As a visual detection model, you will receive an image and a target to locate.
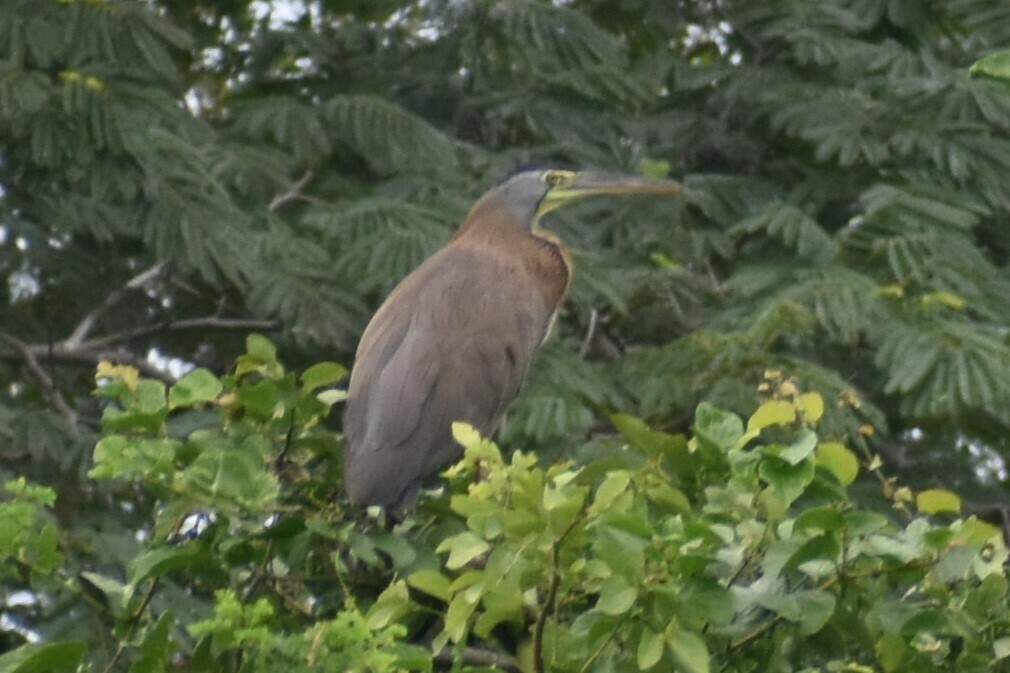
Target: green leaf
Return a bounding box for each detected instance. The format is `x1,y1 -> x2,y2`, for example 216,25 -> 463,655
130,380 -> 164,414
407,570 -> 451,602
176,433 -> 279,511
637,627 -> 664,670
442,593 -> 478,645
970,50 -> 1010,84
778,429 -> 818,465
438,532 -> 490,570
451,422 -> 483,454
794,507 -> 844,532
78,572 -> 128,615
916,488 -> 962,514
784,533 -> 841,574
666,629 -> 710,673
300,362 -> 348,392
693,404 -> 744,453
236,334 -> 284,378
994,637 -> 1010,661
597,576 -> 638,616
876,632 -> 909,671
89,436 -> 178,481
169,368 -> 223,409
797,392 -> 824,423
759,456 -> 815,507
816,442 -> 859,485
639,158 -> 673,179
747,400 -> 796,433
129,546 -> 203,586
589,470 -> 631,517
128,612 -> 173,673
316,389 -> 348,405
612,413 -> 694,481
0,642 -> 87,673
759,590 -> 836,635
246,333 -> 277,362
366,580 -> 411,629
936,544 -> 978,583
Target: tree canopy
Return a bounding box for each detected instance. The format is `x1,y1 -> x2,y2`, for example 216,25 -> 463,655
2,1 -> 1010,672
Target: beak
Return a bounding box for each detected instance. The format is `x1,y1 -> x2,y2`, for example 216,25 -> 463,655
540,171 -> 681,214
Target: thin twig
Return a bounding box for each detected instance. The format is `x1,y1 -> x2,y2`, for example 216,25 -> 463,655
578,308 -> 599,359
80,316 -> 278,351
269,169 -> 314,212
65,262 -> 165,348
578,615 -> 626,673
242,539 -> 276,603
1,333 -> 79,433
0,345 -> 175,383
534,515 -> 583,673
433,646 -> 521,673
100,579 -> 160,673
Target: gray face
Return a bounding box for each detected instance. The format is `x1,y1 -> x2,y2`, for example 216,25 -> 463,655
491,171 -> 552,228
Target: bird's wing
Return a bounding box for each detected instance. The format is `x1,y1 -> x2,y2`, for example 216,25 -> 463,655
343,245 -> 552,507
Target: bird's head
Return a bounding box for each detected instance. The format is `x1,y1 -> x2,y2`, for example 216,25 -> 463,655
472,168 -> 682,233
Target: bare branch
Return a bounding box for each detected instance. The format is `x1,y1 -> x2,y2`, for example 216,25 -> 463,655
578,308 -> 599,359
433,646 -> 520,673
65,262 -> 166,348
269,169 -> 314,212
82,316 -> 278,351
1,333 -> 80,433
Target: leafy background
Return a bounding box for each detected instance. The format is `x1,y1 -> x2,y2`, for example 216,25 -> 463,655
2,0 -> 1010,671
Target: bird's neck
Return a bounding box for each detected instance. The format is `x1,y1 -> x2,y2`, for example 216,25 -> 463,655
452,204 -> 573,309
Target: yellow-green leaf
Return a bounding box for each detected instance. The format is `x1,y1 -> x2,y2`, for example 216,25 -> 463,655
916,489 -> 962,515
747,400 -> 796,433
922,291 -> 967,309
816,442 -> 859,485
637,627 -> 663,670
407,570 -> 451,602
439,532 -> 490,570
797,392 -> 824,423
316,389 -> 347,406
589,470 -> 631,517
597,576 -> 638,616
993,636 -> 1010,660
667,629 -> 710,673
169,368 -> 222,409
970,49 -> 1010,83
301,362 -> 348,391
366,580 -> 411,629
452,422 -> 482,452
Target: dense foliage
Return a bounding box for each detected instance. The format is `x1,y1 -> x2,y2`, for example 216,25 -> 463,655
8,338 -> 1010,672
3,0 -> 1010,670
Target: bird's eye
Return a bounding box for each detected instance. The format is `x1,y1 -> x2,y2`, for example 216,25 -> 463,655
543,171 -> 564,187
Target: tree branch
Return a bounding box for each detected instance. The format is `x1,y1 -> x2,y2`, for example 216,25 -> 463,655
578,308 -> 599,359
269,169 -> 314,212
65,262 -> 165,349
1,333 -> 80,433
433,646 -> 520,673
80,316 -> 278,351
0,344 -> 175,383
535,515 -> 583,673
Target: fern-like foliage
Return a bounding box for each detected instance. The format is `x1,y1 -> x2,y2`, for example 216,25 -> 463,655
489,0 -> 648,105
731,201 -> 837,261
304,199 -> 456,295
322,95 -> 461,176
876,317 -> 1010,425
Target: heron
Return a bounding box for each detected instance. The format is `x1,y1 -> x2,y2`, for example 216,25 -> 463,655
343,168 -> 681,508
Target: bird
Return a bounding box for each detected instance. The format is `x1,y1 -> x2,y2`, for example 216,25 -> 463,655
342,167 -> 681,508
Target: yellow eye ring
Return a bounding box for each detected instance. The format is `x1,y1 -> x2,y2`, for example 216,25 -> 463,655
543,171 -> 564,187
